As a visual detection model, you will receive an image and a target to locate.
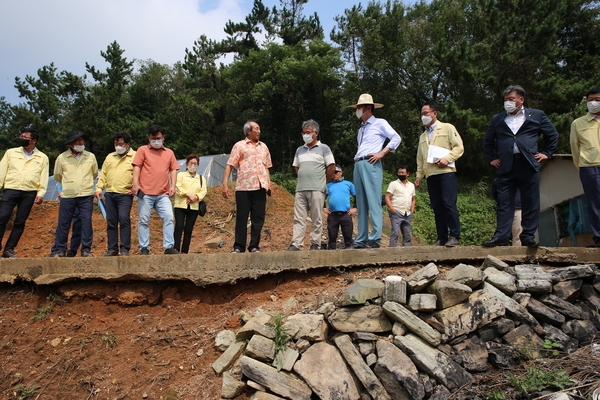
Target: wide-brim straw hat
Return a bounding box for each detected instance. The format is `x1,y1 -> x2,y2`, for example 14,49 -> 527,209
348,93 -> 384,109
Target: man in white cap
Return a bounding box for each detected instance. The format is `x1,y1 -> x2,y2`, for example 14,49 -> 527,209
349,93 -> 402,248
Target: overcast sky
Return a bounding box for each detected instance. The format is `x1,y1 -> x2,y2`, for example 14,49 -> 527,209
0,0 -> 344,105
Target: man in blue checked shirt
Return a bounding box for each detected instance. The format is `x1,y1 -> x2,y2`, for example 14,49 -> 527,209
324,165 -> 357,250
348,94 -> 402,249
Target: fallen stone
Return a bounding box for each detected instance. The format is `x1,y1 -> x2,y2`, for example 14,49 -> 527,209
434,290 -> 505,340
374,339 -> 425,400
333,334 -> 392,400
328,304 -> 392,333
420,314 -> 445,334
212,340 -> 247,376
538,294 -> 583,319
408,294 -> 437,312
512,292 -> 531,307
406,263 -> 439,293
315,302 -> 336,318
515,265 -> 554,281
283,297 -> 298,312
340,279 -> 384,306
383,276 -> 407,304
272,346 -> 299,372
293,341 -> 361,400
503,324 -> 545,359
383,301 -> 442,346
550,264 -> 597,281
446,263 -> 485,289
452,336 -> 488,372
552,280 -> 582,301
295,339 -> 310,353
216,330 -> 236,352
542,324 -> 579,354
579,303 -> 600,330
353,332 -> 376,341
392,322 -> 407,336
563,320 -> 598,344
204,236 -> 224,249
429,384 -> 451,400
221,372 -> 246,399
481,255 -> 510,271
487,342 -> 518,368
483,267 -> 517,295
247,380 -> 266,391
517,279 -> 553,293
483,283 -> 542,330
581,284 -> 600,311
239,356 -> 312,400
366,353 -> 377,367
594,276 -> 600,293
251,392 -> 284,400
394,334 -> 473,392
246,335 -> 276,362
236,316 -> 276,340
526,297 -> 566,326
282,314 -> 327,341
428,280 -> 472,309
421,374 -> 435,398
358,341 -> 375,356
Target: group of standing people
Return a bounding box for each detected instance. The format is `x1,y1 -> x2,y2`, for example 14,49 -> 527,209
0,125 -> 207,258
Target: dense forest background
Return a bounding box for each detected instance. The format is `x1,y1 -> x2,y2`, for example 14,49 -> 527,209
1,0 -> 599,182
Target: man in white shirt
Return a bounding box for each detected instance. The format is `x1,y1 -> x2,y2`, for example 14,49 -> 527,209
385,166 -> 416,247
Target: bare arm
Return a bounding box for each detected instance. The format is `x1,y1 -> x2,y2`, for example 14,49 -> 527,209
131,165 -> 141,195
222,165 -> 232,198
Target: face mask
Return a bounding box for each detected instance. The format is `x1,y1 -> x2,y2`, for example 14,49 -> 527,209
150,140 -> 163,149
72,145 -> 85,153
504,101 -> 518,113
188,166 -> 197,173
302,134 -> 314,144
398,175 -> 407,181
587,101 -> 600,114
19,138 -> 30,147
356,108 -> 363,119
421,115 -> 432,126
115,145 -> 128,155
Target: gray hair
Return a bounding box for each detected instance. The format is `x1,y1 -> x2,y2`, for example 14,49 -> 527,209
302,119 -> 320,133
243,120 -> 256,136
503,85 -> 526,98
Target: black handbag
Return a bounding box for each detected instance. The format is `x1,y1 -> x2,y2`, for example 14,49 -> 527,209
198,175 -> 207,216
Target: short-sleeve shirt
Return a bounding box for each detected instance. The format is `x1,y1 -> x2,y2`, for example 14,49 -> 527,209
386,179 -> 416,215
228,138 -> 272,191
326,178 -> 356,212
132,145 -> 179,196
293,141 -> 335,192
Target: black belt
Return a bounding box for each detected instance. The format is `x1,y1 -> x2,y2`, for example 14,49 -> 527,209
513,153 -> 522,158
355,156 -> 371,162
331,211 -> 348,215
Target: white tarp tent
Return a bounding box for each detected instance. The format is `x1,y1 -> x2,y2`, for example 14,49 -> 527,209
43,153 -> 234,201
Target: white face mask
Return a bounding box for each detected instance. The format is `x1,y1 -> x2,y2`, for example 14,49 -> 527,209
504,101 -> 518,113
188,165 -> 197,173
115,145 -> 128,155
72,145 -> 85,153
587,101 -> 600,114
356,108 -> 363,119
421,115 -> 433,126
302,134 -> 314,144
150,140 -> 163,149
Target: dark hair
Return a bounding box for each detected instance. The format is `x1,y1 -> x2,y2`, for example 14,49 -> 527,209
148,124 -> 165,136
186,153 -> 199,164
21,127 -> 39,141
113,132 -> 131,143
397,165 -> 410,173
586,86 -> 600,97
503,85 -> 526,98
422,102 -> 439,113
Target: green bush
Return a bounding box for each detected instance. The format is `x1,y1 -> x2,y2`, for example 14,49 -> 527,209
271,172 -> 297,195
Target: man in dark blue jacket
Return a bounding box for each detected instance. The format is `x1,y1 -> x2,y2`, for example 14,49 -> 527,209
482,85 -> 558,248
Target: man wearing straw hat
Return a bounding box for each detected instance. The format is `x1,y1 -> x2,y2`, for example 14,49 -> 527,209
348,94 -> 402,248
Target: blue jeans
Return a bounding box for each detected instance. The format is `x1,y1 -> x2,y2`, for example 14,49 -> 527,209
137,194 -> 174,250
353,160 -> 383,246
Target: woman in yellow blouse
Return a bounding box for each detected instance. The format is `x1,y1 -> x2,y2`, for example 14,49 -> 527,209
174,154 -> 207,253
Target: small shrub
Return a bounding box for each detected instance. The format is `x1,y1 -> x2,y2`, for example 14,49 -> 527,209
542,339 -> 562,357
507,368 -> 573,393
31,304 -> 53,321
14,384 -> 41,399
268,313 -> 290,371
101,333 -> 118,348
485,389 -> 505,400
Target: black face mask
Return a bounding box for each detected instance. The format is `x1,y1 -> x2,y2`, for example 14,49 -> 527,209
398,175 -> 407,181
19,138 -> 31,147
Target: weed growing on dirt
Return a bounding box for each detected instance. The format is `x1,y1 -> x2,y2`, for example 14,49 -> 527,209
31,304 -> 53,321
47,292 -> 65,305
542,339 -> 562,357
269,313 -> 290,371
507,368 -> 573,393
485,389 -> 505,400
101,333 -> 118,348
14,384 -> 41,399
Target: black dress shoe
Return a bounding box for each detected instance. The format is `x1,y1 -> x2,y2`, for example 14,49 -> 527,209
103,250 -> 118,257
482,238 -> 509,247
521,239 -> 539,248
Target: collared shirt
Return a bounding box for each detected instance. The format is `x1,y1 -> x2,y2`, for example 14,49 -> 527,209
54,150 -> 98,198
228,138 -> 272,192
174,171 -> 207,210
416,121 -> 464,179
354,116 -> 402,159
293,141 -> 335,192
132,145 -> 180,196
0,147 -> 49,197
570,112 -> 600,168
22,147 -> 35,159
427,122 -> 437,143
325,178 -> 356,212
96,148 -> 137,194
386,179 -> 415,215
505,107 -> 526,153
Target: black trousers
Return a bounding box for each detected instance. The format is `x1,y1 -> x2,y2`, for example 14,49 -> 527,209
174,206 -> 198,254
234,189 -> 267,252
427,173 -> 460,241
327,212 -> 353,249
0,189 -> 37,252
104,192 -> 133,252
494,156 -> 540,242
52,196 -> 93,253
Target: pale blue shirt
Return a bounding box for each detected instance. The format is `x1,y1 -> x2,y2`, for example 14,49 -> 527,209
354,116 -> 402,160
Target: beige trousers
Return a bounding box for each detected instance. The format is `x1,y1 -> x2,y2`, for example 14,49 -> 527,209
291,191 -> 324,249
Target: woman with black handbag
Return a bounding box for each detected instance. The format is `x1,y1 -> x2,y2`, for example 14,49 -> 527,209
174,154 -> 207,253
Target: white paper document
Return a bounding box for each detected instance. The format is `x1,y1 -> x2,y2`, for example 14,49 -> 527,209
427,145 -> 455,167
